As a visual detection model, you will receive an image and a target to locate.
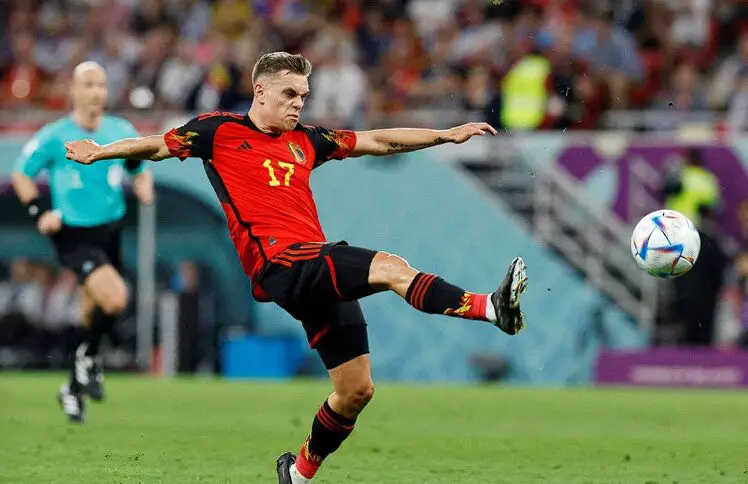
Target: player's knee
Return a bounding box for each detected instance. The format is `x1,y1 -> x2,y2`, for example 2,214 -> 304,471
100,285 -> 129,315
369,252 -> 413,289
342,382 -> 375,413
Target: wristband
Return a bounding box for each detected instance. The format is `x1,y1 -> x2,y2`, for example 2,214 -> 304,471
27,197 -> 51,221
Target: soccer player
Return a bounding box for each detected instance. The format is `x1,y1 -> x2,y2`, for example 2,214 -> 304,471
12,62 -> 154,423
64,52 -> 527,481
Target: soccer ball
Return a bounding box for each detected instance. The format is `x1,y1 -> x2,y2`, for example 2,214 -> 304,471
630,209 -> 701,278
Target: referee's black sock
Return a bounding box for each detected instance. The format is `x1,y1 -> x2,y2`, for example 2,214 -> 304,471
69,307 -> 119,393
84,307 -> 118,357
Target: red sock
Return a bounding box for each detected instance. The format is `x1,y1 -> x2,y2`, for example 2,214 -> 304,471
444,292 -> 489,320
295,437 -> 322,479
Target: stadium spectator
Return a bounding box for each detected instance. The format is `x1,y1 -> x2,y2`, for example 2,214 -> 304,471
307,44 -> 367,129
157,40 -> 205,109
709,31 -> 748,110
655,62 -> 708,111
1,32 -> 46,109
671,207 -> 728,346
661,149 -> 726,346
576,7 -> 644,108
0,0 -> 745,130
726,66 -> 748,133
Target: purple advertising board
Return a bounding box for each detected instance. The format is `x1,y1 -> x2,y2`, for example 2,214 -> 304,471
557,143 -> 748,241
596,348 -> 748,388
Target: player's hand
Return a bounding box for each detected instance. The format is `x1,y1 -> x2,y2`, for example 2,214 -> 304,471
444,122 -> 497,144
65,139 -> 100,165
37,210 -> 62,235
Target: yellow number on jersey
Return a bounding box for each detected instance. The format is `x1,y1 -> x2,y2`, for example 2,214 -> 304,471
264,159 -> 295,187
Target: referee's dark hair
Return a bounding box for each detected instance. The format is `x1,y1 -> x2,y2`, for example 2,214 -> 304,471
252,52 -> 312,84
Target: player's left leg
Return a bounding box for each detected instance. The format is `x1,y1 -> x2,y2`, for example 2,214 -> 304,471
321,244 -> 528,335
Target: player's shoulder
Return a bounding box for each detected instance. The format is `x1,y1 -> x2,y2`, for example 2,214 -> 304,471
294,123 -> 331,140
194,111 -> 247,124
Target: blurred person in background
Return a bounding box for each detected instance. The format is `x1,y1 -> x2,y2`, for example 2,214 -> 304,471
189,32 -> 252,111
726,66 -> 748,133
130,0 -> 173,36
307,44 -> 367,128
11,61 -> 154,423
670,206 -> 727,346
709,30 -> 748,110
211,0 -> 255,41
655,62 -> 707,111
734,199 -> 748,346
538,21 -> 605,130
128,26 -> 177,110
1,32 -> 46,109
170,261 -> 212,374
0,258 -> 44,353
498,46 -> 551,130
580,7 -> 643,109
158,40 -> 205,110
661,148 -> 725,346
661,148 -> 720,228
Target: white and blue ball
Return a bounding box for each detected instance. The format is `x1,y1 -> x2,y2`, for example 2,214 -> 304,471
630,209 -> 701,278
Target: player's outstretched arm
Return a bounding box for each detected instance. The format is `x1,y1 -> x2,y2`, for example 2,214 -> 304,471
350,122 -> 497,157
65,135 -> 172,165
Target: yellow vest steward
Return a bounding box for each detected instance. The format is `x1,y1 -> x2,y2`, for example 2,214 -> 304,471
501,55 -> 551,130
665,165 -> 720,227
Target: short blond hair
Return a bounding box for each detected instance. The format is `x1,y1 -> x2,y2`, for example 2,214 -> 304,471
251,52 -> 312,84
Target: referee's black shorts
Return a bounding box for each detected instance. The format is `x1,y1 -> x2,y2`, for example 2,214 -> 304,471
256,241 -> 379,370
50,221 -> 123,284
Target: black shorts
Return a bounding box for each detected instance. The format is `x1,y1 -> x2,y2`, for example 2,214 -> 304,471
256,241 -> 379,369
50,221 -> 123,284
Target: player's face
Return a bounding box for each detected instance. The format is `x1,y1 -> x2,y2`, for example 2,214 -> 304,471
72,68 -> 108,115
260,72 -> 310,131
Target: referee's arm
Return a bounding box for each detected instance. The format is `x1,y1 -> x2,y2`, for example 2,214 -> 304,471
11,171 -> 41,205
12,133 -> 60,232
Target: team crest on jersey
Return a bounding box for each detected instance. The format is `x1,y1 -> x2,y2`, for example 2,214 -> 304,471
287,142 -> 306,165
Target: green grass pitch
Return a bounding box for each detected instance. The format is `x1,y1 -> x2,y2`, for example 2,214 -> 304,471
2,373 -> 748,483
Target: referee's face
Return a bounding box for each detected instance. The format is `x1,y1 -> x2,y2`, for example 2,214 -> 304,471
259,71 -> 309,132
72,68 -> 108,116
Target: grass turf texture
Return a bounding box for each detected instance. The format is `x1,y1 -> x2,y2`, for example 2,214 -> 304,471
2,373 -> 748,483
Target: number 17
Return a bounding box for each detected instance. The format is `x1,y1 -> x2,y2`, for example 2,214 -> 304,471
263,159 -> 295,187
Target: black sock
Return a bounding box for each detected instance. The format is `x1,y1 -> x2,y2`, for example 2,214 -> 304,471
84,307 -> 118,357
404,273 -> 490,320
306,400 -> 356,461
69,308 -> 118,393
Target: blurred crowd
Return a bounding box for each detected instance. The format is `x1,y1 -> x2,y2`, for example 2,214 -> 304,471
0,258 -> 85,368
1,0 -> 747,130
0,256 -> 217,372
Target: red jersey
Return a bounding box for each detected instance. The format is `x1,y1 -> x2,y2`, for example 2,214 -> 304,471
163,112 -> 357,286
